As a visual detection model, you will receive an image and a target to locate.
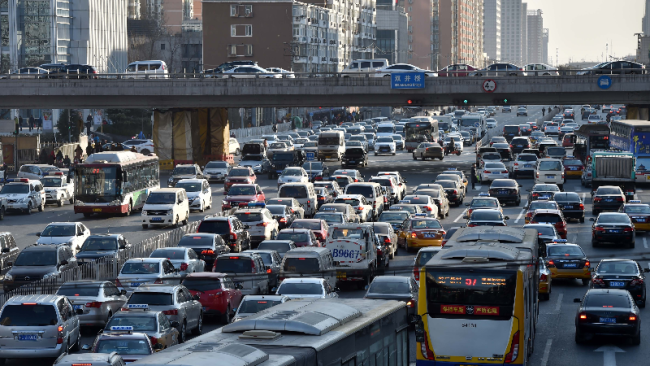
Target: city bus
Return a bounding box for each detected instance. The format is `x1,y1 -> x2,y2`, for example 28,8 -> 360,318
572,124 -> 610,163
74,151 -> 160,217
405,117 -> 439,151
132,298 -> 410,366
415,228 -> 539,365
609,119 -> 650,184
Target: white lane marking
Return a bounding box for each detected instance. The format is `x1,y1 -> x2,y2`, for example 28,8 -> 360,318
644,237 -> 648,249
540,339 -> 553,366
581,193 -> 586,203
513,200 -> 527,223
638,189 -> 644,193
453,211 -> 465,223
554,293 -> 563,313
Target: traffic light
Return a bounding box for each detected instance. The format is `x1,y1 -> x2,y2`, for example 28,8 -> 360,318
406,99 -> 424,106
452,99 -> 470,106
14,118 -> 18,135
493,98 -> 510,105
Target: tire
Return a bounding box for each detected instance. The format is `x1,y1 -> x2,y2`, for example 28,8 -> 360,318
141,149 -> 151,155
192,312 -> 203,335
69,195 -> 74,204
124,202 -> 132,216
38,201 -> 44,212
412,154 -> 417,160
631,331 -> 641,346
83,212 -> 92,218
183,213 -> 189,226
392,152 -> 396,156
630,241 -> 636,249
580,217 -> 585,223
640,299 -> 646,309
582,278 -> 590,286
540,293 -> 550,301
57,199 -> 62,207
235,148 -> 241,156
222,306 -> 232,324
178,321 -> 187,343
26,202 -> 32,215
271,229 -> 278,240
592,209 -> 599,216
575,330 -> 586,344
0,207 -> 4,220
175,215 -> 180,228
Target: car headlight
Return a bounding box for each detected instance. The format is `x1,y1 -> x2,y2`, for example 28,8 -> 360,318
42,272 -> 57,279
168,178 -> 174,183
5,273 -> 13,281
142,210 -> 147,215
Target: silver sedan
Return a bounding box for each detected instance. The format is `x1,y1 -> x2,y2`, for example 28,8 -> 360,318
116,258 -> 181,294
56,280 -> 128,327
149,247 -> 205,278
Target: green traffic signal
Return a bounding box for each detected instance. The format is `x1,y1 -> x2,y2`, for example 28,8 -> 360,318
463,100 -> 468,104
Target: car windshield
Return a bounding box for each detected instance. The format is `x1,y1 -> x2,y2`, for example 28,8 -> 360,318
278,185 -> 308,199
563,159 -> 581,166
228,186 -> 256,196
146,193 -> 176,204
282,169 -> 303,176
270,143 -> 286,149
41,178 -> 63,187
471,211 -> 502,220
379,212 -> 409,221
403,196 -> 429,204
437,181 -> 456,189
313,213 -> 343,223
57,283 -> 102,297
302,162 -> 322,170
127,292 -> 173,306
539,161 -> 562,171
175,182 -> 201,192
41,225 -> 75,237
205,162 -> 228,169
471,199 -> 498,208
229,168 -> 251,177
0,305 -> 58,326
14,251 -> 57,266
276,232 -> 309,242
150,249 -> 186,260
81,238 -> 118,251
532,214 -> 561,223
304,142 -> 318,147
235,212 -> 264,222
411,220 -> 442,229
96,339 -> 151,355
106,316 -> 157,332
334,198 -> 361,206
0,185 -> 29,194
534,185 -> 559,192
277,282 -> 323,295
548,245 -> 584,256
182,278 -> 222,292
214,258 -> 252,273
529,202 -> 558,210
597,188 -> 621,195
518,155 -> 537,162
585,294 -> 630,308
597,261 -> 639,274
526,225 -> 556,236
392,135 -> 403,141
121,262 -> 160,274
291,221 -> 321,230
238,299 -> 283,313
377,137 -> 393,143
198,220 -> 230,235
625,205 -> 650,214
172,167 -> 196,175
483,154 -> 500,160
485,163 -> 505,169
368,280 -> 410,294
597,214 -> 631,224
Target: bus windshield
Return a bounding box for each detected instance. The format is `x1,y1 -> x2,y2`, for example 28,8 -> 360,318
459,117 -> 481,128
405,122 -> 433,142
75,166 -> 119,202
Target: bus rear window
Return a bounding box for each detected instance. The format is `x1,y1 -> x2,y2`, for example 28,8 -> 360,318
283,258 -> 319,272
214,258 -> 252,273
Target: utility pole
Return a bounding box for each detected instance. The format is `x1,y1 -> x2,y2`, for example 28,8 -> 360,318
68,109 -> 71,143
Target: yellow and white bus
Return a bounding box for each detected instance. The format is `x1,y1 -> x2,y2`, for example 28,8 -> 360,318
415,238 -> 538,365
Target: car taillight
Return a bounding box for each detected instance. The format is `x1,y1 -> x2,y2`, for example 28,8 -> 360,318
501,170 -> 508,174
629,314 -> 638,322
532,193 -> 539,197
536,172 -> 539,178
257,222 -> 268,227
424,206 -> 433,211
540,273 -> 547,281
318,197 -> 324,200
413,266 -> 420,281
377,247 -> 383,256
616,197 -> 625,202
468,223 -> 477,227
453,190 -> 458,195
594,226 -> 605,232
163,309 -> 178,315
384,238 -> 391,243
592,276 -> 604,285
180,263 -> 189,271
57,325 -> 64,344
504,331 -> 520,363
251,260 -> 256,273
594,197 -> 602,202
509,144 -> 513,148
406,299 -> 415,308
561,172 -> 564,178
467,209 -> 473,215
384,196 -> 388,203
154,279 -> 163,284
115,279 -> 122,288
483,170 -> 490,174
578,312 -> 588,321
85,301 -> 102,308
230,232 -> 238,240
547,260 -> 555,267
420,332 -> 434,360
630,277 -> 644,286
579,203 -> 584,210
201,249 -> 214,255
624,227 -> 634,232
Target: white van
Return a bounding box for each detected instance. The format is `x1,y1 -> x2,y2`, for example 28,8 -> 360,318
375,122 -> 395,138
325,224 -> 378,289
141,188 -> 190,228
280,247 -> 336,287
343,182 -> 384,220
318,131 -> 345,161
277,183 -> 318,218
535,158 -> 565,190
125,60 -> 168,78
342,59 -> 390,76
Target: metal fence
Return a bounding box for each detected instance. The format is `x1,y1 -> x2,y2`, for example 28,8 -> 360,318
231,122 -> 291,140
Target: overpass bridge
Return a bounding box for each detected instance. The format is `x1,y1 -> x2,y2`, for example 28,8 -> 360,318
1,73 -> 650,109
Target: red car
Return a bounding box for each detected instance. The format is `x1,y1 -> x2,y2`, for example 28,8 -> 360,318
437,63 -> 478,77
275,228 -> 320,247
182,272 -> 243,323
527,122 -> 539,131
224,167 -> 257,193
222,184 -> 265,210
562,133 -> 575,147
289,219 -> 330,243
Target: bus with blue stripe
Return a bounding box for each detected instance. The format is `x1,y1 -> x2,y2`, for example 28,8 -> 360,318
414,227 -> 539,365
609,120 -> 650,184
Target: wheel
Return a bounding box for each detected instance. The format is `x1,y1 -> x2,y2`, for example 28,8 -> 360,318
26,202 -> 32,215
183,214 -> 189,225
175,215 -> 180,228
142,224 -> 149,229
582,278 -> 590,286
640,299 -> 646,308
630,241 -> 636,249
592,238 -> 599,247
374,153 -> 378,156
83,212 -> 92,218
271,229 -> 278,240
124,202 -> 132,216
540,293 -> 550,301
141,149 -> 151,155
192,312 -> 203,335
592,209 -> 599,216
235,148 -> 241,156
631,331 -> 641,345
392,152 -> 396,156
57,199 -> 62,207
558,184 -> 564,191
0,207 -> 4,220
580,217 -> 585,223
38,200 -> 44,212
575,330 -> 586,344
412,154 -> 417,160
69,195 -> 74,204
178,320 -> 187,343
222,305 -> 232,324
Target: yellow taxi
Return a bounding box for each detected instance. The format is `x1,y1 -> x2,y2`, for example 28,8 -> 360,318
103,306 -> 179,350
399,215 -> 446,251
545,241 -> 591,285
619,200 -> 650,232
538,258 -> 552,301
562,156 -> 584,179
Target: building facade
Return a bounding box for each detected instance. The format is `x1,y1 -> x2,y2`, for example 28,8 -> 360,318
376,0 -> 408,64
203,0 -> 376,73
0,0 -> 127,73
526,9 -> 542,64
542,27 -> 548,64
404,0 -> 434,70
450,0 -> 483,68
499,0 -> 526,65
483,0 -> 500,62
644,0 -> 650,35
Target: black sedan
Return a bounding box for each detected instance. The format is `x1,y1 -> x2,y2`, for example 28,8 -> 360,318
488,179 -> 521,206
436,180 -> 464,206
527,184 -> 561,203
466,209 -> 509,227
592,259 -> 648,308
553,192 -> 585,223
364,276 -> 418,316
592,186 -> 626,215
266,204 -> 297,229
574,289 -> 640,345
591,212 -> 636,248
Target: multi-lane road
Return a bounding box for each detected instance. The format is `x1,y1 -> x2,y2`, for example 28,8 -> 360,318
3,104 -> 645,365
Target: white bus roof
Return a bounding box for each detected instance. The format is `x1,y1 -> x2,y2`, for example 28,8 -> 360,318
84,151 -> 154,164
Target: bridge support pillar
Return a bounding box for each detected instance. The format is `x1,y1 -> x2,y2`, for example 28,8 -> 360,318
153,108 -> 231,169
626,105 -> 650,120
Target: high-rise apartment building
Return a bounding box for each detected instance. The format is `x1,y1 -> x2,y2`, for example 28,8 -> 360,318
405,0 -> 435,70
644,0 -> 650,35
520,1 -> 527,65
376,0 -> 409,64
526,9 -> 543,64
542,28 -> 549,64
144,0 -> 194,34
500,0 -> 525,65
438,0 -> 483,68
483,0 -> 501,62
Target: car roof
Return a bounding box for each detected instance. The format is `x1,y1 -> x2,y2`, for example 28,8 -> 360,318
371,275 -> 410,283
6,294 -> 63,305
240,295 -> 288,301
97,332 -> 151,341
124,258 -> 167,264
532,209 -> 563,215
279,277 -> 324,284
177,178 -> 206,183
134,284 -> 183,293
185,272 -> 229,279
44,222 -> 80,226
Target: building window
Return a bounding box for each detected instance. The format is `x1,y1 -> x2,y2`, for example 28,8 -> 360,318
230,4 -> 253,17
231,24 -> 252,37
161,43 -> 165,50
228,44 -> 253,57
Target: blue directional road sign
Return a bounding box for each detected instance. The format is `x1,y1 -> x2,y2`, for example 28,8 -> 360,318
597,75 -> 612,90
391,72 -> 425,89
306,152 -> 315,161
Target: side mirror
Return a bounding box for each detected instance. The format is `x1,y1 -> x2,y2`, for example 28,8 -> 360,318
60,260 -> 68,266
590,191 -> 594,196
244,224 -> 250,229
193,294 -> 200,301
518,184 -> 523,187
6,262 -> 12,267
526,189 -> 531,192
462,214 -> 468,219
81,344 -> 92,351
235,283 -> 244,290
77,232 -> 84,236
573,298 -> 582,303
171,321 -> 180,328
589,218 -> 595,221
121,289 -> 127,296
76,308 -> 84,315
504,216 -> 510,220
36,232 -> 41,237
153,343 -> 165,351
334,287 -> 341,292
119,244 -> 126,250
644,268 -> 650,273
464,203 -> 470,206
1,248 -> 9,253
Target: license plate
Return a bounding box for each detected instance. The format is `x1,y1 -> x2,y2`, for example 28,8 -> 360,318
540,195 -> 549,199
336,271 -> 346,279
546,175 -> 555,179
131,282 -> 143,287
605,198 -> 613,202
563,263 -> 578,268
634,217 -> 645,222
608,229 -> 621,233
563,205 -> 573,209
326,155 -> 332,159
349,161 -> 355,163
499,190 -> 508,194
610,281 -> 626,287
151,217 -> 163,222
524,164 -> 532,168
600,317 -> 616,323
423,233 -> 437,238
517,145 -> 523,147
203,306 -> 207,312
93,208 -> 102,212
17,334 -> 38,341
73,305 -> 83,310
569,167 -> 577,171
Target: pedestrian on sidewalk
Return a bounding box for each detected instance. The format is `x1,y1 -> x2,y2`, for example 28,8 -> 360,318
29,115 -> 34,132
85,114 -> 93,136
470,164 -> 477,190
542,107 -> 546,116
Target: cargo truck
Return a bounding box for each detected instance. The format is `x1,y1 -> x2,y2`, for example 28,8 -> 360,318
590,151 -> 636,201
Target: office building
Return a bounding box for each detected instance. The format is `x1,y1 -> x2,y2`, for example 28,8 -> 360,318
483,0 -> 501,62
436,0 -> 484,69
526,9 -> 543,64
405,0 -> 435,70
376,0 -> 409,64
500,0 -> 526,65
644,0 -> 650,35
542,28 -> 549,64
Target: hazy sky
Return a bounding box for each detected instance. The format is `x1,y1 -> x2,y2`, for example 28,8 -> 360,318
524,0 -> 645,65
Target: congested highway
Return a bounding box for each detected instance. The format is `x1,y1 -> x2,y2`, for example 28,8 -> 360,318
2,104 -> 649,366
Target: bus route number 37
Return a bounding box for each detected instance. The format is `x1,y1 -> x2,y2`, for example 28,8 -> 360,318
332,249 -> 360,259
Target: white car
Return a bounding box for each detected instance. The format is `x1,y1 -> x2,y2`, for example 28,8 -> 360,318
36,222 -> 90,252
486,118 -> 497,129
293,138 -> 309,149
372,63 -> 437,78
480,162 -> 509,183
222,65 -> 282,78
149,247 -> 205,278
535,158 -> 565,189
122,139 -> 155,155
116,258 -> 181,294
275,277 -> 339,299
510,153 -> 538,178
277,167 -> 309,189
175,178 -> 212,212
229,137 -> 241,155
41,172 -> 74,206
0,178 -> 45,214
587,114 -> 602,124
266,67 -> 295,78
333,194 -> 373,222
234,205 -> 281,243
374,136 -> 396,155
376,171 -> 407,199
401,195 -> 439,218
203,160 -> 231,183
